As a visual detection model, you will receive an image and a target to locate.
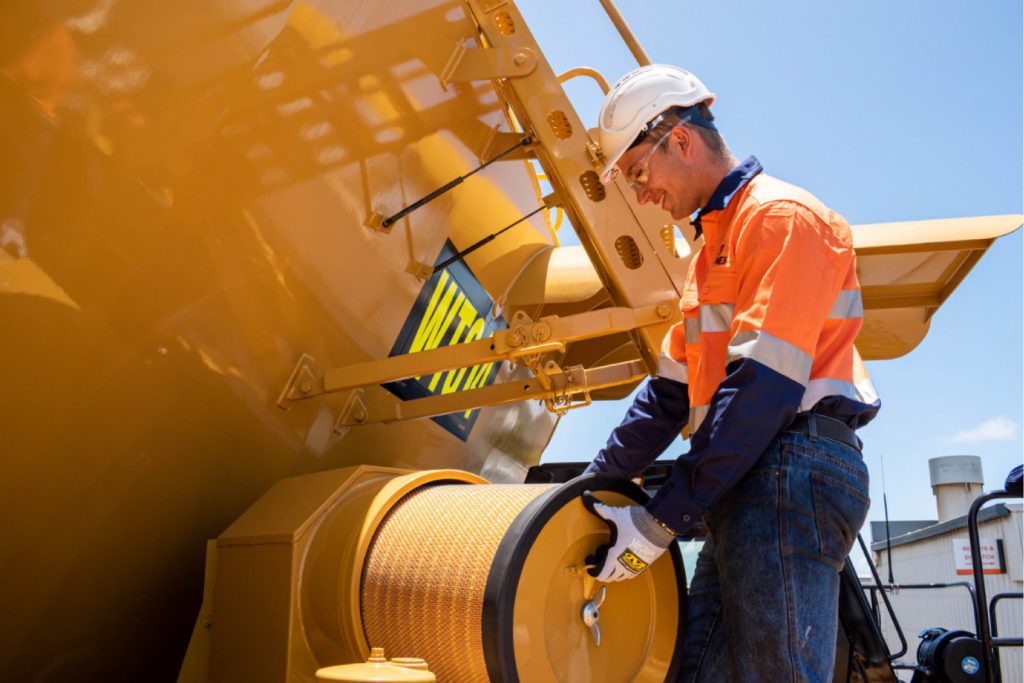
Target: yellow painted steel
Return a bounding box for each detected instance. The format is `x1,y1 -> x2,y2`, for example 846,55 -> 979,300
557,66 -> 611,94
183,467 -> 485,682
2,2 -> 561,677
508,487 -> 681,682
2,0 -> 1016,680
852,214 -> 1022,358
184,467 -> 683,682
597,0 -> 653,67
459,0 -> 695,374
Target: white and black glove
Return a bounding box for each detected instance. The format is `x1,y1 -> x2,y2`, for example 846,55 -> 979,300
582,491 -> 676,582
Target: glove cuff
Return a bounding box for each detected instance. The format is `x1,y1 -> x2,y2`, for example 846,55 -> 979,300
630,506 -> 676,548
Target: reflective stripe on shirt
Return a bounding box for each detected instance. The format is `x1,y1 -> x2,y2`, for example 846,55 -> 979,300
726,330 -> 813,385
657,352 -> 689,384
699,304 -> 734,333
828,289 -> 864,320
685,316 -> 701,345
800,376 -> 880,413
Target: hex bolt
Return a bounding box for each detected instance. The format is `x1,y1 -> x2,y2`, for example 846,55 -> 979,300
656,303 -> 672,319
513,52 -> 527,66
300,379 -> 313,394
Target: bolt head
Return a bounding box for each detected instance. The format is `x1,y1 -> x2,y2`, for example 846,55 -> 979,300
656,303 -> 672,319
300,379 -> 313,393
513,53 -> 527,66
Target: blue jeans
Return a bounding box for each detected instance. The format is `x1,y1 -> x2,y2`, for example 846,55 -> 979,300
679,430 -> 870,682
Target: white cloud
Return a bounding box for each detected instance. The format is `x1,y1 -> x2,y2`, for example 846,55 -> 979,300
945,417 -> 1018,444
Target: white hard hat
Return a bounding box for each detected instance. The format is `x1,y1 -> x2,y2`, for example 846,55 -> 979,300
597,65 -> 716,181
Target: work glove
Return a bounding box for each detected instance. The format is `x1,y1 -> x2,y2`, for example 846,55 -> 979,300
582,491 -> 675,582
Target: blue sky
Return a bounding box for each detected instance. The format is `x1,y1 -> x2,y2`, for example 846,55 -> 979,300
521,0 -> 1023,533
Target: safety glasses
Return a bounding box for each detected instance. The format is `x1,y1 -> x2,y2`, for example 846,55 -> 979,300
622,128 -> 674,190
603,126 -> 674,190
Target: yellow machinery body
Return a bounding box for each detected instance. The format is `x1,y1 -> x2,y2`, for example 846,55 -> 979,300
178,467 -> 683,682
1,1 -> 1019,681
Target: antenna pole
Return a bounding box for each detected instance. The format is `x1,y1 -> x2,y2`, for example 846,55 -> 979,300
880,452 -> 895,585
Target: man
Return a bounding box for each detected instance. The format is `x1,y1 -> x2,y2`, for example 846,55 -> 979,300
583,65 -> 880,682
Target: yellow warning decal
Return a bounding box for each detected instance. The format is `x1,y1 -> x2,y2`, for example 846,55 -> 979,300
617,549 -> 648,574
409,269 -> 495,399
384,240 -> 506,441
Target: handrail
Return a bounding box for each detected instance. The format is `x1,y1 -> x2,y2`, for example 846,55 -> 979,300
596,0 -> 651,67
989,592 -> 1023,641
967,489 -> 1023,683
856,534 -> 909,660
860,581 -> 981,660
989,592 -> 1023,683
557,67 -> 610,94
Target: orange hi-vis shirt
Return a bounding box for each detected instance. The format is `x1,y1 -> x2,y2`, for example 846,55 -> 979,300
660,165 -> 879,435
641,156 -> 880,532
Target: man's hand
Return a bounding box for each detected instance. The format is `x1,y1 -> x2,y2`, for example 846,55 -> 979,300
582,492 -> 675,582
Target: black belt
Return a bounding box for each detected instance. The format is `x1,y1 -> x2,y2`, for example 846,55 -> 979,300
783,414 -> 862,452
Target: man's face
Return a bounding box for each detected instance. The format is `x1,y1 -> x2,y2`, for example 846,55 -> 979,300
615,126 -> 702,220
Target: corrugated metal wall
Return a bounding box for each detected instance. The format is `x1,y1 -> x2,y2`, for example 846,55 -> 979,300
871,503 -> 1022,682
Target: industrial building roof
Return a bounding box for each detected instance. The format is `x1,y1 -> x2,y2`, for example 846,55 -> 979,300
870,504 -> 1011,551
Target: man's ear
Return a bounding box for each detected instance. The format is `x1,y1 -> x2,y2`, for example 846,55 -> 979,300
669,124 -> 691,156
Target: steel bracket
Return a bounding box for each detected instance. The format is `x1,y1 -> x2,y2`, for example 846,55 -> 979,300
494,310 -> 556,356
584,138 -> 606,173
405,260 -> 434,281
533,359 -> 591,416
479,127 -> 536,163
440,43 -> 537,91
363,208 -> 392,233
276,354 -> 324,409
333,389 -> 368,435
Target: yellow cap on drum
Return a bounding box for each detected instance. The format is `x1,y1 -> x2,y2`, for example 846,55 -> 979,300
315,647 -> 437,682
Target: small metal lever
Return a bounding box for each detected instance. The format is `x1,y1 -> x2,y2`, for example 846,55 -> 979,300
580,585 -> 606,646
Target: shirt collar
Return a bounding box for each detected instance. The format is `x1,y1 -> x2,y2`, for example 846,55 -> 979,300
692,156 -> 763,239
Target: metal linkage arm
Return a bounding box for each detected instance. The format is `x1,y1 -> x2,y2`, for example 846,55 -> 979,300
337,360 -> 647,427
279,303 -> 676,404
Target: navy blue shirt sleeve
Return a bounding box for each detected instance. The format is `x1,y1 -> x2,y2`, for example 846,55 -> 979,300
584,376 -> 690,478
645,358 -> 803,534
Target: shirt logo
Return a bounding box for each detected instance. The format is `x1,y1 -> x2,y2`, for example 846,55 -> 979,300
714,244 -> 727,265
617,548 -> 649,574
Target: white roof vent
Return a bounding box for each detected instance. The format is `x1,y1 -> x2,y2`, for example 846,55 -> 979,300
928,455 -> 984,523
